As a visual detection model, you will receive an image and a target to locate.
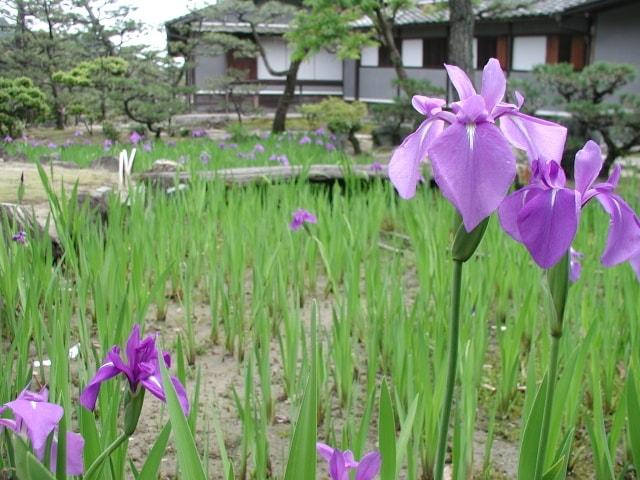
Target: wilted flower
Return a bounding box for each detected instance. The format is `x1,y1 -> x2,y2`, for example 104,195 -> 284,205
569,248 -> 583,283
47,142 -> 58,149
325,143 -> 336,151
498,140 -> 640,277
80,324 -> 190,415
299,135 -> 311,145
317,443 -> 381,480
166,140 -> 177,148
290,209 -> 317,231
12,231 -> 27,244
0,387 -> 85,475
64,139 -> 74,147
389,58 -> 567,231
103,139 -> 113,151
83,139 -> 92,145
3,134 -> 13,143
129,131 -> 143,145
228,143 -> 238,149
143,142 -> 152,152
178,155 -> 188,165
261,131 -> 271,139
316,139 -> 324,146
200,151 -> 211,165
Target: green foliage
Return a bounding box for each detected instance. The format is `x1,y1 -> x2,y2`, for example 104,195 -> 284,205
515,62 -> 640,177
0,76 -> 49,136
208,68 -> 261,123
371,78 -> 444,146
53,57 -> 129,123
300,98 -> 367,135
101,121 -> 120,143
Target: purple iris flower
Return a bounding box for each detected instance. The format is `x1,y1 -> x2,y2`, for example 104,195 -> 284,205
290,209 -> 317,231
498,140 -> 640,277
64,138 -> 74,147
0,388 -> 85,475
143,142 -> 152,152
299,135 -> 311,145
316,139 -> 324,146
3,134 -> 13,143
325,143 -> 336,151
191,129 -> 207,138
317,443 -> 381,480
315,127 -> 326,136
74,130 -> 83,137
12,231 -> 27,244
200,152 -> 211,165
269,154 -> 289,166
80,324 -> 190,415
47,142 -> 58,149
129,131 -> 143,145
388,58 -> 567,231
369,161 -> 384,173
254,143 -> 265,153
103,139 -> 113,151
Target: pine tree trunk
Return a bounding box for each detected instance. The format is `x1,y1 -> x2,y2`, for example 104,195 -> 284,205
373,6 -> 410,96
272,59 -> 302,134
448,0 -> 475,76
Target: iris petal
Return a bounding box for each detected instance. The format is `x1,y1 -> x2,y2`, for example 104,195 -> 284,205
430,122 -> 516,231
79,361 -> 122,411
595,193 -> 640,267
481,58 -> 506,114
574,140 -> 603,196
355,451 -> 381,480
517,188 -> 580,268
499,111 -> 567,162
444,63 -> 476,100
388,118 -> 444,199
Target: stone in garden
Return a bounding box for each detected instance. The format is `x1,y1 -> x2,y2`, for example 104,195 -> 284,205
151,159 -> 183,172
90,155 -> 119,171
76,186 -> 114,223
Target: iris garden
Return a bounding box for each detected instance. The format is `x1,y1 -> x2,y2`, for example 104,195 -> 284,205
1,59 -> 639,479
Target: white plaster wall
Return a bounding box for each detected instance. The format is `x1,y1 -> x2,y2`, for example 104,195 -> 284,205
361,46 -> 379,67
402,39 -> 423,67
512,36 -> 547,71
257,38 -> 288,79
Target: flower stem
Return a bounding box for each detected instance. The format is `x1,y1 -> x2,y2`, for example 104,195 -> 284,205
83,432 -> 129,480
434,259 -> 463,480
534,333 -> 561,479
534,254 -> 569,479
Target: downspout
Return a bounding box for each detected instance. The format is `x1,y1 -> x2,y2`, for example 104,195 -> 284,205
355,58 -> 360,100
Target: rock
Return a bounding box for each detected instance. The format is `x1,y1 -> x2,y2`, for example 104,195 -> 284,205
150,159 -> 183,172
90,155 -> 119,171
0,202 -> 63,260
76,186 -> 113,223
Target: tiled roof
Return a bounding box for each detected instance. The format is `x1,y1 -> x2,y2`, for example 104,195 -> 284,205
352,0 -> 606,27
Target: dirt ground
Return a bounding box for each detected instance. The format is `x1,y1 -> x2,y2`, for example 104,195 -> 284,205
1,158 -> 521,479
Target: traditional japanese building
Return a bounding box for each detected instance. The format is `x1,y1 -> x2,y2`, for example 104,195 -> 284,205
166,0 -> 640,111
